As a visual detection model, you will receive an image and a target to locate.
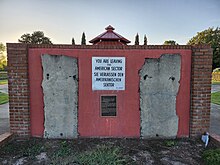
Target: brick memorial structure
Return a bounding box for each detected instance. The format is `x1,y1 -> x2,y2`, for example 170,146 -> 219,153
7,26 -> 213,139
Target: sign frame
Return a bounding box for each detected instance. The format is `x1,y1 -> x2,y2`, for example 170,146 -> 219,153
92,57 -> 126,90
100,95 -> 117,117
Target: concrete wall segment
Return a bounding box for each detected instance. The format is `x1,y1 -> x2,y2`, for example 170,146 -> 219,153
140,54 -> 181,138
41,55 -> 78,138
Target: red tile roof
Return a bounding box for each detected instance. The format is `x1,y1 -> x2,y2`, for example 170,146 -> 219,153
89,25 -> 130,45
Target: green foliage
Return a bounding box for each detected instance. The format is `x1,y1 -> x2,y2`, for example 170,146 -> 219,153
18,31 -> 53,44
0,79 -> 8,85
52,141 -> 72,158
187,27 -> 220,69
72,37 -> 75,45
164,140 -> 177,147
211,91 -> 220,105
144,35 -> 147,45
163,40 -> 178,45
202,149 -> 220,165
0,92 -> 8,105
2,139 -> 44,158
81,32 -> 86,45
0,43 -> 7,70
23,143 -> 43,158
213,68 -> 220,72
212,82 -> 220,85
135,33 -> 139,45
74,145 -> 127,165
0,71 -> 7,80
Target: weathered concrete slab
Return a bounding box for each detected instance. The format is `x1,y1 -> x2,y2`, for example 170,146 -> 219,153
139,54 -> 181,138
41,55 -> 78,138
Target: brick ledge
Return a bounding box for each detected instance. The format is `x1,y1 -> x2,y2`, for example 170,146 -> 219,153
0,132 -> 14,147
210,133 -> 220,147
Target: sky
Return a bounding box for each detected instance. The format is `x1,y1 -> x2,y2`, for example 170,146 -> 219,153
0,0 -> 220,46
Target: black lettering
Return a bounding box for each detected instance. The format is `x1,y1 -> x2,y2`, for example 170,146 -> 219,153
110,59 -> 122,63
103,83 -> 114,87
100,72 -> 116,77
94,72 -> 98,76
111,67 -> 122,71
103,59 -> 109,63
95,59 -> 102,63
95,66 -> 110,71
118,73 -> 124,77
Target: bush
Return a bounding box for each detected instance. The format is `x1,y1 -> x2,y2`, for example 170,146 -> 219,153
202,148 -> 220,165
213,68 -> 220,72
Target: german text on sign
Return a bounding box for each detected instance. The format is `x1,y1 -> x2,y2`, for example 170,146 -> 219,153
92,57 -> 125,90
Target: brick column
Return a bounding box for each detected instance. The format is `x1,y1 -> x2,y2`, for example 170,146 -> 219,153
190,45 -> 213,137
7,43 -> 30,138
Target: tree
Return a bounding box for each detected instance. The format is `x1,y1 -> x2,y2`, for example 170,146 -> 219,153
81,32 -> 86,45
163,40 -> 178,45
135,33 -> 139,45
0,43 -> 7,70
72,37 -> 75,45
144,35 -> 148,45
18,31 -> 52,44
187,27 -> 220,69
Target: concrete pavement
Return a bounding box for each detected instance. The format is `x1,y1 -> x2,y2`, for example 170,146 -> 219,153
210,84 -> 220,136
0,84 -> 8,94
211,84 -> 220,93
0,85 -> 9,135
210,103 -> 220,135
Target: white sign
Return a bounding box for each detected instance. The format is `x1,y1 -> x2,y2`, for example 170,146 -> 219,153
92,57 -> 125,90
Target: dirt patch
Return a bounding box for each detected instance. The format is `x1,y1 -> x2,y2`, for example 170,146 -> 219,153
0,138 -> 215,165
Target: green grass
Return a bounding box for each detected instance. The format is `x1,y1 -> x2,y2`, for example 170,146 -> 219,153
203,149 -> 220,165
0,71 -> 8,80
212,82 -> 220,85
164,140 -> 177,147
211,91 -> 220,105
74,145 -> 127,165
0,79 -> 8,85
0,92 -> 9,104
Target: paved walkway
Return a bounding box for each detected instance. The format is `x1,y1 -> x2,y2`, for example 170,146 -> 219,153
0,85 -> 9,135
0,84 -> 8,94
210,85 -> 220,136
211,84 -> 220,93
210,103 -> 220,135
0,105 -> 9,134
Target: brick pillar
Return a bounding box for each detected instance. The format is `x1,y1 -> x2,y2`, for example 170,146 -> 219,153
190,45 -> 213,137
7,43 -> 30,138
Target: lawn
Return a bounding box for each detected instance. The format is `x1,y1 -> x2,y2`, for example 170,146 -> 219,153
211,91 -> 220,105
212,82 -> 220,85
0,79 -> 8,85
0,92 -> 9,104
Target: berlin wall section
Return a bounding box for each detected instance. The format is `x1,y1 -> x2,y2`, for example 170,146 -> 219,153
139,54 -> 181,138
6,44 -> 212,139
41,55 -> 78,138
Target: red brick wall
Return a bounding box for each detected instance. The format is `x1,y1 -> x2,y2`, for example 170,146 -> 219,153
6,43 -> 213,138
190,45 -> 213,137
7,43 -> 30,139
